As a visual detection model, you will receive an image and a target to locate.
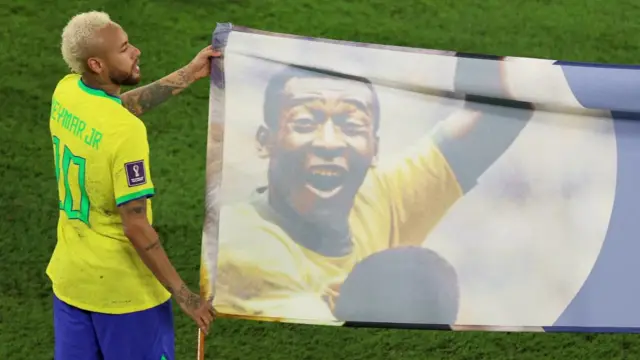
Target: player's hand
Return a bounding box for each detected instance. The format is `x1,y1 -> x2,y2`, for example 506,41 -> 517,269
184,45 -> 222,82
176,288 -> 217,335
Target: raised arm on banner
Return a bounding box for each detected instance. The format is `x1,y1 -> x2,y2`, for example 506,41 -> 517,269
373,56 -> 534,249
121,45 -> 221,116
432,55 -> 534,193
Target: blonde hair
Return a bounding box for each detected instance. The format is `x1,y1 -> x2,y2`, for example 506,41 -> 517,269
60,11 -> 113,73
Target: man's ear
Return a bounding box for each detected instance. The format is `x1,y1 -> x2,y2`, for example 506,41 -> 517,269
86,57 -> 103,74
255,125 -> 272,159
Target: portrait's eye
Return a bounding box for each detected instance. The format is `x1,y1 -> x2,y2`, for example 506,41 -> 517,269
335,113 -> 366,136
292,117 -> 316,133
343,123 -> 362,136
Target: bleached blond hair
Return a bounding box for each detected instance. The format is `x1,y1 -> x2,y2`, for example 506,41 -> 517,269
60,11 -> 113,73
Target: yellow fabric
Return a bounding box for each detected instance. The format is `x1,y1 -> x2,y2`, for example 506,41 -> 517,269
46,74 -> 170,314
207,136 -> 463,321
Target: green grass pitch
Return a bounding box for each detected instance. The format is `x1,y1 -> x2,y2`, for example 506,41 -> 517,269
2,0 -> 640,358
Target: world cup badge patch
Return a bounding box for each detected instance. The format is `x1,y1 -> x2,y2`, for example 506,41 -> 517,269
125,160 -> 147,187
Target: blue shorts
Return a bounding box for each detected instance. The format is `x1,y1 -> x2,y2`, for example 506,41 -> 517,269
53,294 -> 175,360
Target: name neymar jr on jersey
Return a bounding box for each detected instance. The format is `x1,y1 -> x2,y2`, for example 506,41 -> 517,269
50,97 -> 103,150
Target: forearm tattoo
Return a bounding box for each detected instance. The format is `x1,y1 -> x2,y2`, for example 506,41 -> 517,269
123,200 -> 160,251
172,283 -> 201,310
144,240 -> 161,251
128,203 -> 146,214
121,68 -> 193,116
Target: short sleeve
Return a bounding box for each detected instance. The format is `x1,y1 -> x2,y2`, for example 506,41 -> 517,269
112,122 -> 155,206
375,136 -> 463,247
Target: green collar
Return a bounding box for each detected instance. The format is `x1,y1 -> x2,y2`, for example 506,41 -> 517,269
77,78 -> 122,105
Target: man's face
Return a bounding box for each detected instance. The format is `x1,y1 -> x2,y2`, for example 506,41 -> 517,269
265,76 -> 378,219
89,23 -> 141,86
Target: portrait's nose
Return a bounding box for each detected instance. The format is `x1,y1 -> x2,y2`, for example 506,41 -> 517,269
313,119 -> 346,150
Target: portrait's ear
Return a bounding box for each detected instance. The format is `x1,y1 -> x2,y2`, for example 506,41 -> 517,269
371,135 -> 380,167
255,125 -> 272,159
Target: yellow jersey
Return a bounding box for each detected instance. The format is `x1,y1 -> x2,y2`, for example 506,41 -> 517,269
203,135 -> 463,322
46,74 -> 170,314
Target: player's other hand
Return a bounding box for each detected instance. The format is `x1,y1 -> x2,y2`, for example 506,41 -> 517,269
185,45 -> 222,82
176,288 -> 217,335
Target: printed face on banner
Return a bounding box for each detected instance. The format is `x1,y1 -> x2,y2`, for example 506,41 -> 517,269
258,73 -> 379,222
201,27 -> 619,331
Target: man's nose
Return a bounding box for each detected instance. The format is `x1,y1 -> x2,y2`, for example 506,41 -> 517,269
313,120 -> 347,150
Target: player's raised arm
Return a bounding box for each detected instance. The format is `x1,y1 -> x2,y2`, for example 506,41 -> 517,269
121,45 -> 221,116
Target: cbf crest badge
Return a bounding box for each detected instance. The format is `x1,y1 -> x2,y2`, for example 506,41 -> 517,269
125,160 -> 147,187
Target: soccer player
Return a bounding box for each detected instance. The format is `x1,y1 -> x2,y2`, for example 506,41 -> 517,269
47,11 -> 218,359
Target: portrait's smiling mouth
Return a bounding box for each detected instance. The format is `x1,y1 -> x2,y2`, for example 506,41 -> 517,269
305,165 -> 347,195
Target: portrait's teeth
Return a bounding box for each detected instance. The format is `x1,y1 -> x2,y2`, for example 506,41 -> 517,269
312,170 -> 339,177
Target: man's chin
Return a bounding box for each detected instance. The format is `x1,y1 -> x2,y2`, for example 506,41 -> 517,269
120,74 -> 141,86
305,184 -> 344,200
286,184 -> 355,222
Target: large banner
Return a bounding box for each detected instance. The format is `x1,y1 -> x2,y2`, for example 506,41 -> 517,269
199,23 -> 640,332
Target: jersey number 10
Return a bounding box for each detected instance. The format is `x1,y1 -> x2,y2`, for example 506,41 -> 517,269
52,136 -> 90,226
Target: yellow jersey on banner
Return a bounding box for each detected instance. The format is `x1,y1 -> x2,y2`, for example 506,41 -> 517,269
207,136 -> 463,321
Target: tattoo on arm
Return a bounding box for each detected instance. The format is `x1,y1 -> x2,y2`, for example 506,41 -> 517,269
121,199 -> 162,251
126,202 -> 147,214
144,240 -> 161,251
121,68 -> 193,116
172,283 -> 201,310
